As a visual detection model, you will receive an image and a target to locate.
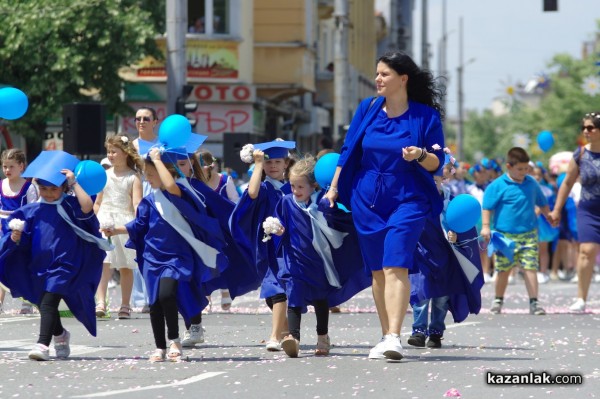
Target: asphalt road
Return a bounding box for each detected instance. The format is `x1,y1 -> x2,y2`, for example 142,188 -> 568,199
0,277 -> 598,398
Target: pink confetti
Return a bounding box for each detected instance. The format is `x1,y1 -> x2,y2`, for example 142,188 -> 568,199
444,388 -> 461,397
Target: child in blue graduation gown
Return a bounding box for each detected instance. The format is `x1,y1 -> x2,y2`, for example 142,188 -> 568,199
0,153 -> 109,361
272,156 -> 371,358
229,140 -> 295,351
409,172 -> 484,348
105,148 -> 227,362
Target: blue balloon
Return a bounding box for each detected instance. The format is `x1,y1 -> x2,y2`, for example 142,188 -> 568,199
537,130 -> 554,152
314,153 -> 340,189
445,194 -> 482,233
158,114 -> 192,148
0,87 -> 29,120
75,160 -> 107,195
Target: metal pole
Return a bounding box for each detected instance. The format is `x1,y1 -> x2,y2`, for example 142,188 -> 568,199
166,0 -> 188,115
421,0 -> 428,69
333,0 -> 349,143
456,16 -> 464,161
440,0 -> 447,114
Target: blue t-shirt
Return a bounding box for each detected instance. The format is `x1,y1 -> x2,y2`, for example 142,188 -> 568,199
482,174 -> 548,234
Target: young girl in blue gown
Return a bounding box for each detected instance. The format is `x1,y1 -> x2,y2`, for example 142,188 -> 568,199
273,156 -> 371,357
0,152 -> 109,361
105,148 -> 228,362
229,140 -> 295,351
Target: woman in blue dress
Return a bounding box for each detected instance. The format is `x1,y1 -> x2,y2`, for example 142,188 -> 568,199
324,51 -> 445,361
550,112 -> 600,312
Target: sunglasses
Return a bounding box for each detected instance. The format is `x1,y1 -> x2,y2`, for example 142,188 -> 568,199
135,116 -> 153,122
582,125 -> 597,132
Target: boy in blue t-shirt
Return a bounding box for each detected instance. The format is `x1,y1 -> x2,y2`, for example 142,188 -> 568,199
481,147 -> 552,315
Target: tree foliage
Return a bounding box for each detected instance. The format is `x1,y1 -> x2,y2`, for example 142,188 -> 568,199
462,23 -> 600,165
0,0 -> 165,152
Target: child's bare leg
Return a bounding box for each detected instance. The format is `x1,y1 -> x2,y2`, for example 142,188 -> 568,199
119,268 -> 133,307
95,263 -> 111,308
271,301 -> 288,341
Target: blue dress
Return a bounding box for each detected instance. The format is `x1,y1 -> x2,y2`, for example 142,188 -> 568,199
350,108 -> 442,270
229,179 -> 291,299
274,193 -> 371,311
0,180 -> 35,232
125,184 -> 228,322
574,147 -> 600,244
0,196 -> 105,336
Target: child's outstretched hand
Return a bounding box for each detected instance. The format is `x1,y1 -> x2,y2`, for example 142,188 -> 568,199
61,169 -> 76,186
447,230 -> 457,243
149,148 -> 161,162
253,149 -> 265,164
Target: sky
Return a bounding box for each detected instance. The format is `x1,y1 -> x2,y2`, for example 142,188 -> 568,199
378,0 -> 599,118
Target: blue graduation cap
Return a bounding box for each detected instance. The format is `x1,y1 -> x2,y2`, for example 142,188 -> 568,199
487,231 -> 516,263
22,151 -> 80,187
138,139 -> 188,163
254,140 -> 295,159
185,133 -> 208,155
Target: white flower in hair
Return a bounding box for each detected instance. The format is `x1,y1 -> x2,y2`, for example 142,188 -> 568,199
120,136 -> 129,144
240,143 -> 255,164
262,216 -> 283,242
8,219 -> 25,232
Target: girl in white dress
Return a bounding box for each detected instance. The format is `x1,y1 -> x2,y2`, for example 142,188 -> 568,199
94,134 -> 143,319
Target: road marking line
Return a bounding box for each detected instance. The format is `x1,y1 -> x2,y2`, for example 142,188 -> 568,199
71,372 -> 226,398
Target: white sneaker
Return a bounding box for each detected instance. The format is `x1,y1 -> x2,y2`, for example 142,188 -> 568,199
537,272 -> 549,284
265,339 -> 282,351
54,329 -> 71,358
483,273 -> 493,283
181,324 -> 204,347
28,343 -> 50,361
570,274 -> 579,283
569,298 -> 586,312
382,334 -> 403,361
368,336 -> 387,359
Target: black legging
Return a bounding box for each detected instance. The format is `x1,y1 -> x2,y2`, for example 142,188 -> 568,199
184,313 -> 202,330
38,292 -> 65,346
265,293 -> 287,310
149,277 -> 180,349
287,299 -> 329,341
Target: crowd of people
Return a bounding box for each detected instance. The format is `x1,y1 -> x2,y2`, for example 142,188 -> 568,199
0,51 -> 598,363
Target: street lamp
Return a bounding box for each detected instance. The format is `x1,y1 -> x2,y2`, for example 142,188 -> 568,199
456,57 -> 475,161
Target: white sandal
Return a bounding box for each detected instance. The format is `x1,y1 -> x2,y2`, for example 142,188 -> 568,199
167,339 -> 183,362
149,348 -> 166,362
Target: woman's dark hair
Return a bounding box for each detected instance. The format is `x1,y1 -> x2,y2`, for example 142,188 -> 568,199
137,106 -> 158,121
377,51 -> 445,120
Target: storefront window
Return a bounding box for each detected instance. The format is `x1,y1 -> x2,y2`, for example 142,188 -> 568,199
188,0 -> 230,35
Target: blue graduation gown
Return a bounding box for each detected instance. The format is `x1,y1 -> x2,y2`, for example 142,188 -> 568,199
0,196 -> 105,336
229,180 -> 291,298
410,191 -> 484,322
125,184 -> 228,322
274,194 -> 371,311
185,178 -> 262,298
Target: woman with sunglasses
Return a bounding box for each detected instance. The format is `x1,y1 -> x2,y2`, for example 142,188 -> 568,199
130,106 -> 159,313
132,107 -> 159,153
550,113 -> 600,312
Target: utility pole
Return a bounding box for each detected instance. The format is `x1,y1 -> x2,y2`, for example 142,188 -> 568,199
421,0 -> 429,69
166,0 -> 188,115
333,0 -> 349,143
456,17 -> 475,161
439,0 -> 447,117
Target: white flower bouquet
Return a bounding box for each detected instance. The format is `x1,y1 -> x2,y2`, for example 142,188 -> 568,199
262,216 -> 283,242
240,144 -> 255,164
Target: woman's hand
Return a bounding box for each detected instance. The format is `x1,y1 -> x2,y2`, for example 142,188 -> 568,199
548,210 -> 560,227
324,187 -> 338,208
402,146 -> 422,162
